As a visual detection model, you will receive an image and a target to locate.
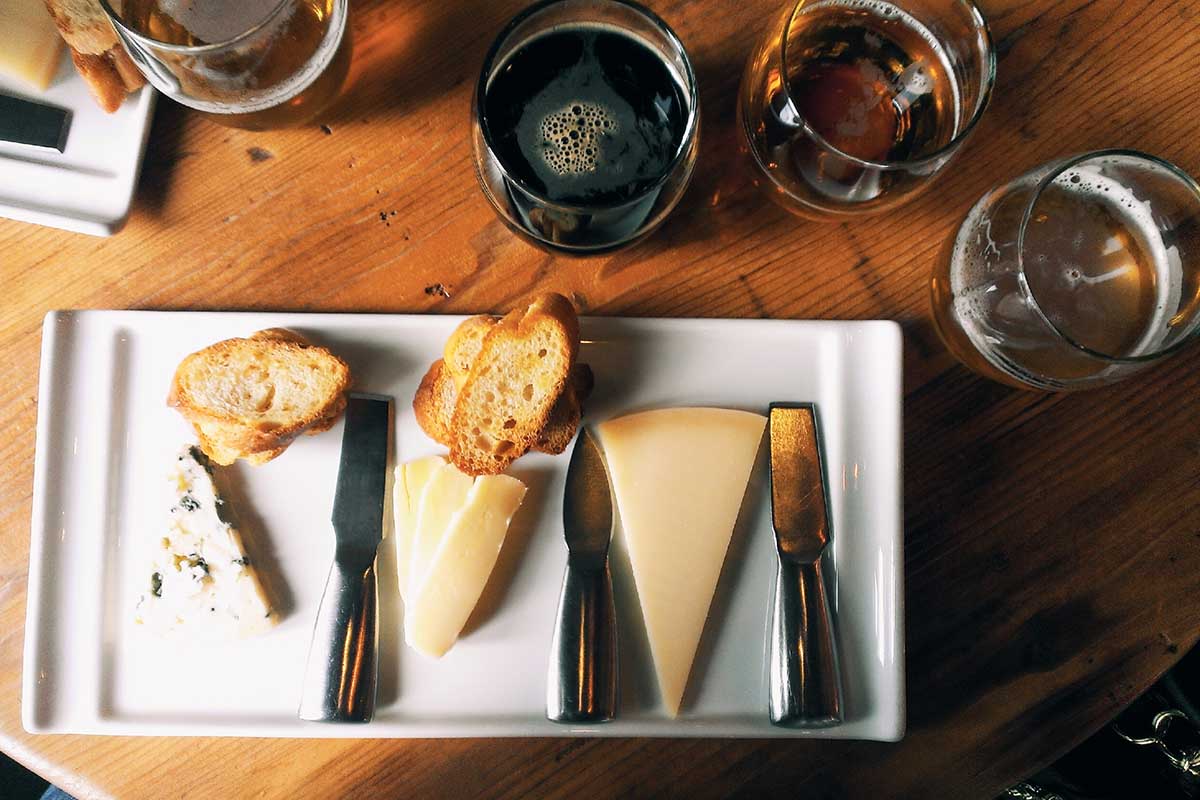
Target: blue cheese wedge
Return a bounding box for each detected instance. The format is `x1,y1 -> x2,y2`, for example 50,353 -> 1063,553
134,446 -> 277,637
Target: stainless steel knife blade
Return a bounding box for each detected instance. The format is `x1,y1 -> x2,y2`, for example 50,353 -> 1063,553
766,403 -> 843,728
0,93 -> 70,152
561,427 -> 614,570
769,405 -> 830,563
547,427 -> 618,723
331,393 -> 391,559
299,392 -> 391,723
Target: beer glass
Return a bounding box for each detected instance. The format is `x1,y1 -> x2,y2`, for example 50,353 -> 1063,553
471,0 -> 700,254
931,150 -> 1200,390
99,0 -> 351,130
739,0 -> 995,220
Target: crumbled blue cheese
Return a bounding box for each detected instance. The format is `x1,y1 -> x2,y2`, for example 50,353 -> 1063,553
134,446 -> 277,637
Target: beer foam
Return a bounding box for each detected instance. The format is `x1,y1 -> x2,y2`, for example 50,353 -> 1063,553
510,26 -> 684,203
537,102 -> 617,176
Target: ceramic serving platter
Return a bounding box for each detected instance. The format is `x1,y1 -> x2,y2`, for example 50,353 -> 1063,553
23,310 -> 903,739
0,52 -> 155,236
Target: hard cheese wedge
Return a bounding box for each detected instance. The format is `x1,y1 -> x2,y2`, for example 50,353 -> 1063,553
598,407 -> 766,717
134,446 -> 277,637
407,461 -> 474,601
393,454 -> 447,602
0,0 -> 63,91
405,474 -> 527,657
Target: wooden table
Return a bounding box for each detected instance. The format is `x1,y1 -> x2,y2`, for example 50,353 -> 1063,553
3,0 -> 1199,796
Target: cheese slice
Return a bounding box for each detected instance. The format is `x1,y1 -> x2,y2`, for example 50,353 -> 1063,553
407,461 -> 475,600
134,446 -> 277,637
392,454 -> 446,602
405,474 -> 527,658
598,408 -> 766,717
0,0 -> 63,92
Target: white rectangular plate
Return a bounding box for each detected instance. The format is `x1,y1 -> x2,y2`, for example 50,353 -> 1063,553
24,310 -> 903,739
0,52 -> 154,236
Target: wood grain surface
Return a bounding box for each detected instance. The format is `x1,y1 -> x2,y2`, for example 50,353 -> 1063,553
3,0 -> 1200,797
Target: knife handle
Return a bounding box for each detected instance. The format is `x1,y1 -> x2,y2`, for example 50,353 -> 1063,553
547,560 -> 618,723
299,557 -> 378,723
768,555 -> 843,727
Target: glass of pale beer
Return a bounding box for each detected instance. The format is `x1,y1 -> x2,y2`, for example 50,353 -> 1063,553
739,0 -> 995,220
931,150 -> 1200,390
99,0 -> 351,129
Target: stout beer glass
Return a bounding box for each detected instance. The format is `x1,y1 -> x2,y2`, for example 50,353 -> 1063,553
472,0 -> 700,253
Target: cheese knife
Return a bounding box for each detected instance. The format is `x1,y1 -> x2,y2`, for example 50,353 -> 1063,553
547,427 -> 618,723
299,393 -> 391,723
0,93 -> 70,152
767,403 -> 844,727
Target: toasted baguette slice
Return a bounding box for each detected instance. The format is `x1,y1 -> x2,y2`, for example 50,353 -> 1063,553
534,363 -> 593,455
443,316 -> 498,384
438,312 -> 591,452
184,328 -> 347,462
414,359 -> 592,456
412,359 -> 457,447
44,0 -> 145,112
449,294 -> 579,475
169,330 -> 351,466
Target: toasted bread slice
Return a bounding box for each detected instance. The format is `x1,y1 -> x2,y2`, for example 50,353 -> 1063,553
412,359 -> 457,447
438,312 -> 590,452
251,327 -> 312,345
169,330 -> 351,466
534,363 -> 593,455
443,316 -> 498,385
414,358 -> 592,456
449,294 -> 579,475
44,0 -> 145,112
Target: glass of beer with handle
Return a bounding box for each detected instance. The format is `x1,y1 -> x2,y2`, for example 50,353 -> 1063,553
739,0 -> 994,220
98,0 -> 351,129
931,150 -> 1200,390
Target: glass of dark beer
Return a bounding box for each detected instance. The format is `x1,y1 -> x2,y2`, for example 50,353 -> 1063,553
98,0 -> 351,130
472,0 -> 700,253
931,150 -> 1200,390
739,0 -> 995,220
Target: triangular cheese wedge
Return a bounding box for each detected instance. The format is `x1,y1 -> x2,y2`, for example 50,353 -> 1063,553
393,455 -> 446,602
406,461 -> 474,605
406,474 -> 527,657
135,446 -> 277,638
598,408 -> 766,717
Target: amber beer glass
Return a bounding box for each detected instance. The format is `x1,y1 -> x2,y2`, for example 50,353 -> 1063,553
100,0 -> 350,129
739,0 -> 994,219
931,151 -> 1200,390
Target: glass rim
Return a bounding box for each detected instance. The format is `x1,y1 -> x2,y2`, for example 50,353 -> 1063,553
97,0 -> 294,53
474,0 -> 700,215
1014,148 -> 1200,365
777,0 -> 997,172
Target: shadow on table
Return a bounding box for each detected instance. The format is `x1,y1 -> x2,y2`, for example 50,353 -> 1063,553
321,0 -> 517,126
133,98 -> 191,219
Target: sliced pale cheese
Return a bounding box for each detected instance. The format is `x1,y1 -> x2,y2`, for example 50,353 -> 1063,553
598,407 -> 766,717
0,0 -> 63,92
392,454 -> 446,602
405,474 -> 527,658
407,461 -> 474,600
134,446 -> 276,637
